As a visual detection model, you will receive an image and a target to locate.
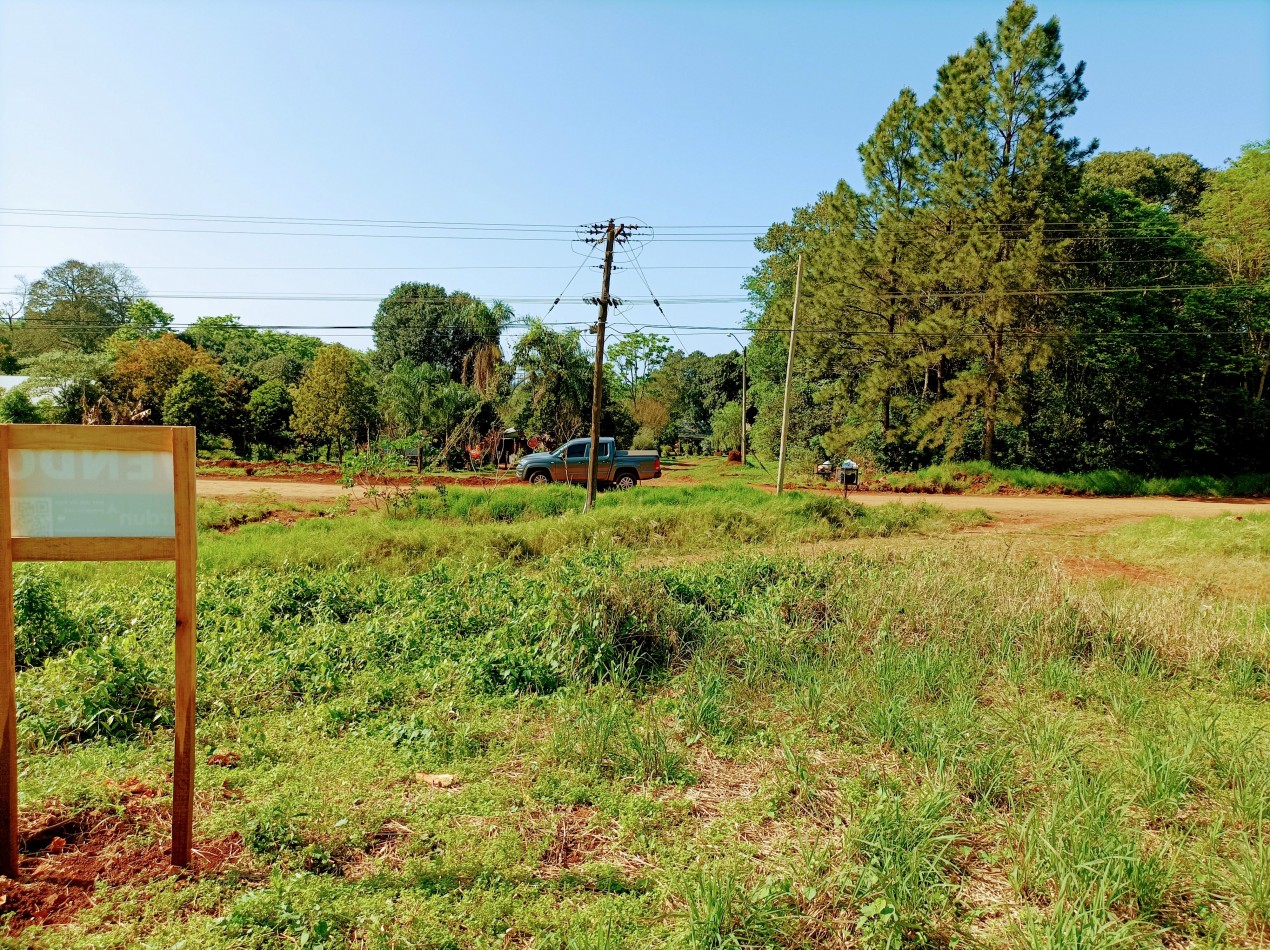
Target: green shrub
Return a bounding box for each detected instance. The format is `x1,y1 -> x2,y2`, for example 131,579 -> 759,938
13,567 -> 84,668
18,642 -> 172,748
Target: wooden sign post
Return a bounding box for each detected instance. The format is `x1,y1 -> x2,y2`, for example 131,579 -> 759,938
0,425 -> 198,878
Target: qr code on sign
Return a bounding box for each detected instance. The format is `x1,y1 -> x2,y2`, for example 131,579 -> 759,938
13,497 -> 54,537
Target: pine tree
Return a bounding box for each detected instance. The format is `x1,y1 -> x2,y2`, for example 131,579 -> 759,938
916,0 -> 1090,460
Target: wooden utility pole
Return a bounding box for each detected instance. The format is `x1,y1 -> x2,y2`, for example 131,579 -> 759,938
776,253 -> 804,495
728,332 -> 747,465
583,220 -> 633,512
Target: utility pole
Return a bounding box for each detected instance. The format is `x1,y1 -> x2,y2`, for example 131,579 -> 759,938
775,253 -> 803,495
582,219 -> 635,512
728,332 -> 747,465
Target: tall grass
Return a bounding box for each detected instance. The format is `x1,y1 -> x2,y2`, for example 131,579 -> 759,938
882,461 -> 1270,497
185,483 -> 986,573
8,500 -> 1270,947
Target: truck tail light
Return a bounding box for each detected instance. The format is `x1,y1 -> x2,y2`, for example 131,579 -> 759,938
654,457 -> 661,474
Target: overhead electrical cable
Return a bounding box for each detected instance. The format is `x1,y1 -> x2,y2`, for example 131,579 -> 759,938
541,242 -> 599,318
1,283 -> 1245,304
619,246 -> 688,350
14,317 -> 1256,339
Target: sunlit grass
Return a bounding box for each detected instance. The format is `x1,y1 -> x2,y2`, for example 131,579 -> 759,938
882,461 -> 1270,497
6,499 -> 1269,947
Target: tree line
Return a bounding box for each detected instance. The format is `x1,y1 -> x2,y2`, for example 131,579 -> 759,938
0,266 -> 743,464
743,0 -> 1268,477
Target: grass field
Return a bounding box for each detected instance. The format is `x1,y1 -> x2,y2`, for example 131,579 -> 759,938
4,485 -> 1269,948
658,456 -> 1270,498
869,462 -> 1270,498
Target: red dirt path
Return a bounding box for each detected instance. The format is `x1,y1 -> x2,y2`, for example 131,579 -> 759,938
0,780 -> 243,933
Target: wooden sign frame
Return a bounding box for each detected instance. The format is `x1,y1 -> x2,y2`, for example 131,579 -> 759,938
0,424 -> 198,877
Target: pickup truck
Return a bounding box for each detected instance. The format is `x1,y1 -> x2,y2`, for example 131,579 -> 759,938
515,437 -> 661,489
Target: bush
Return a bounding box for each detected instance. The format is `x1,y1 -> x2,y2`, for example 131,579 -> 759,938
631,426 -> 660,450
19,643 -> 172,749
13,567 -> 83,668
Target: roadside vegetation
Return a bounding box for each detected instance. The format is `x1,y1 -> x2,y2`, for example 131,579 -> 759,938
5,485 -> 1269,948
664,456 -> 1270,499
875,463 -> 1270,498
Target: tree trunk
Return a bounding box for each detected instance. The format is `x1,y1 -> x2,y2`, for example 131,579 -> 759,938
984,330 -> 1003,462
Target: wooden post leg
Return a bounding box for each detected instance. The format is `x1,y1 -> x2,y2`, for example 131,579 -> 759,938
171,428 -> 198,867
0,429 -> 18,879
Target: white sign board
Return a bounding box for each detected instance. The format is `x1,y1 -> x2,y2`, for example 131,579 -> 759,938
8,449 -> 176,538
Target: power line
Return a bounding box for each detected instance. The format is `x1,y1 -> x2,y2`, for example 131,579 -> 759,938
0,283 -> 1245,303
0,263 -> 753,272
0,220 -> 1221,245
12,316 -> 1259,340
0,222 -> 589,242
620,246 -> 688,350
541,242 -> 599,318
0,208 -> 1228,236
0,207 -> 768,232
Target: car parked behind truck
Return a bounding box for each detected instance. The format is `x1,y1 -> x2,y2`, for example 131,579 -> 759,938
514,437 -> 660,489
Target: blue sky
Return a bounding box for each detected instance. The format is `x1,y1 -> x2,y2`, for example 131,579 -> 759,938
1,0 -> 1266,356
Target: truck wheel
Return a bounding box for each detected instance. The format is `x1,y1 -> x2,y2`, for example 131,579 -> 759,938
529,471 -> 551,485
614,471 -> 638,490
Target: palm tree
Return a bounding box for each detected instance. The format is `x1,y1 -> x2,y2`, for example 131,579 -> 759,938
379,359 -> 447,436
461,300 -> 513,396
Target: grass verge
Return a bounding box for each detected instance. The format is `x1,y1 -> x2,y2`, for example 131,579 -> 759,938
879,461 -> 1270,497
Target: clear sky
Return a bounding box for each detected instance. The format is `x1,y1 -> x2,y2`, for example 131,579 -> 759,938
1,0 -> 1267,356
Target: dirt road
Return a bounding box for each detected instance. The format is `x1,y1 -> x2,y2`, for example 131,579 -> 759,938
197,475 -> 1267,536
200,477 -> 366,504
857,490 -> 1266,533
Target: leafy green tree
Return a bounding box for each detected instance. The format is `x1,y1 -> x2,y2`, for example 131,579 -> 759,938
291,345 -> 377,459
184,315 -> 322,386
108,333 -> 222,422
111,299 -> 175,342
372,283 -> 511,382
1196,142 -> 1270,286
915,0 -> 1090,461
18,349 -> 112,423
0,388 -> 42,423
460,300 -> 514,395
606,331 -> 672,413
710,401 -> 743,454
1021,191 -> 1227,473
428,382 -> 479,447
1084,150 -> 1208,218
1195,141 -> 1270,403
246,380 -> 294,451
162,367 -> 226,444
648,350 -> 742,439
13,260 -> 143,354
749,1 -> 1090,465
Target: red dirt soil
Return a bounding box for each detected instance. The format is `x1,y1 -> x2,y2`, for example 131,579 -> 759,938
0,780 -> 243,933
199,459 -> 514,488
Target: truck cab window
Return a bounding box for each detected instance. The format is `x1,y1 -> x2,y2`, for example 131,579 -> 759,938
565,442 -> 586,460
